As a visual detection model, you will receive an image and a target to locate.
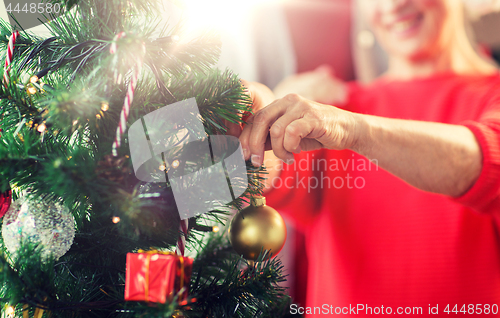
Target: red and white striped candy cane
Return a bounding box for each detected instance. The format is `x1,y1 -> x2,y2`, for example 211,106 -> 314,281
3,30 -> 19,85
176,219 -> 189,256
111,32 -> 145,157
110,32 -> 189,256
109,31 -> 125,54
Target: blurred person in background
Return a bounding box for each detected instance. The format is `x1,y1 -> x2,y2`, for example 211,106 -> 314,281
229,0 -> 500,316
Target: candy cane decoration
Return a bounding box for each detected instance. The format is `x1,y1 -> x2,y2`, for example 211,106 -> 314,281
111,32 -> 145,157
3,30 -> 19,85
110,32 -> 189,255
109,31 -> 125,54
176,219 -> 189,256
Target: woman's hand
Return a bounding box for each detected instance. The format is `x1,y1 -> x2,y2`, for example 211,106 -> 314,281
273,65 -> 348,105
237,87 -> 482,197
228,80 -> 286,190
239,93 -> 358,166
226,80 -> 276,139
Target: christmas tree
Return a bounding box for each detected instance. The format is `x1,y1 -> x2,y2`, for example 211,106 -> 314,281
0,0 -> 294,317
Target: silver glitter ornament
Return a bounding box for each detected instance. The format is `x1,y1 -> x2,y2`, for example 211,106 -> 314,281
1,196 -> 75,261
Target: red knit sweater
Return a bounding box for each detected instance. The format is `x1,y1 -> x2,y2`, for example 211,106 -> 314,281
266,73 -> 500,316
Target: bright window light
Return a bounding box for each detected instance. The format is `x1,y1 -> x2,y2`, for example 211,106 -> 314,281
181,0 -> 284,35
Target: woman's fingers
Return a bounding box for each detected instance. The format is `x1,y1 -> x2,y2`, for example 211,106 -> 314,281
283,118 -> 312,154
240,92 -> 355,166
242,80 -> 275,113
228,80 -> 276,139
241,114 -> 276,154
225,119 -> 242,138
237,80 -> 278,165
242,94 -> 303,165
246,101 -> 288,166
239,115 -> 253,161
271,116 -> 324,162
270,112 -> 304,163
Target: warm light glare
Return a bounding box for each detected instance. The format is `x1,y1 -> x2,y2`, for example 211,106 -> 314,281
37,123 -> 46,133
5,306 -> 14,315
112,216 -> 121,224
171,160 -> 180,169
159,164 -> 166,171
212,226 -> 220,233
27,86 -> 37,94
101,102 -> 109,112
181,0 -> 284,35
30,75 -> 39,83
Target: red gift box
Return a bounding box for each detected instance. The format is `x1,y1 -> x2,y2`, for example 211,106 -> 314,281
125,250 -> 193,303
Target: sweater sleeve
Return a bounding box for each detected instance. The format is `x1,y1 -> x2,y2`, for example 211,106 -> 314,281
264,149 -> 325,230
454,102 -> 500,214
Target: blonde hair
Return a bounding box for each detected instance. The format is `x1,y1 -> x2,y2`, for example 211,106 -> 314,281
448,0 -> 498,74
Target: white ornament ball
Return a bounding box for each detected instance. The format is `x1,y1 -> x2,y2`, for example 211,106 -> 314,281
1,196 -> 75,261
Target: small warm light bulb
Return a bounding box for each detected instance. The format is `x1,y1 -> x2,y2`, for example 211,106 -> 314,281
112,216 -> 121,224
101,102 -> 109,112
37,123 -> 46,133
159,164 -> 166,171
27,86 -> 37,94
212,226 -> 220,233
172,159 -> 180,169
96,114 -> 101,119
5,306 -> 14,315
30,75 -> 39,83
72,119 -> 78,126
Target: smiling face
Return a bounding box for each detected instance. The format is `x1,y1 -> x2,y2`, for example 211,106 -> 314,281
360,0 -> 458,61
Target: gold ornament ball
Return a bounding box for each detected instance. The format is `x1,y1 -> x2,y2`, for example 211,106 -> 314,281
229,197 -> 287,261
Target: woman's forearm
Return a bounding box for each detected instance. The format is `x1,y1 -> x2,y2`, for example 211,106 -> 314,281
350,114 -> 482,197
238,90 -> 483,198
